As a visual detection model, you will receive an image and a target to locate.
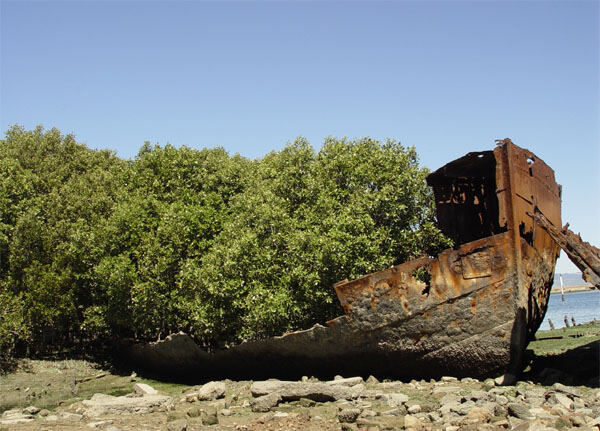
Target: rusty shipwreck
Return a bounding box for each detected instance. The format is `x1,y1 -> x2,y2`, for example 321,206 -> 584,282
128,139 -> 564,380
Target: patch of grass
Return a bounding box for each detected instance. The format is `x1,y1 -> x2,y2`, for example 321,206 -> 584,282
529,321 -> 600,356
0,359 -> 187,413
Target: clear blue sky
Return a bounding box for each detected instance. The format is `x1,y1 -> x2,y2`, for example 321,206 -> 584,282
1,1 -> 598,274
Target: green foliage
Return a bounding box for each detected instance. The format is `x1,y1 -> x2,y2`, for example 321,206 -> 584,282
184,137 -> 451,344
0,125 -> 450,359
0,289 -> 28,373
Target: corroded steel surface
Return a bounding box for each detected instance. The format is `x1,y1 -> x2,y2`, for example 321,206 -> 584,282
126,139 -> 563,380
532,210 -> 600,288
333,139 -> 561,377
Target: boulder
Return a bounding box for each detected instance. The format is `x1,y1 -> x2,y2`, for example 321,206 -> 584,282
338,408 -> 361,423
382,393 -> 409,407
22,406 -> 40,415
508,403 -> 534,420
197,381 -> 226,401
326,377 -> 364,387
133,383 -> 158,396
546,392 -> 574,410
404,414 -> 423,430
251,393 -> 282,413
81,393 -> 172,417
466,407 -> 492,422
250,380 -> 362,402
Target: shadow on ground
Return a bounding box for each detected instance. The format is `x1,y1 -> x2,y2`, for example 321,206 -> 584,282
523,339 -> 599,387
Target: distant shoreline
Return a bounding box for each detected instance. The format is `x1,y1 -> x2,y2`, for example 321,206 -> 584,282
550,284 -> 595,294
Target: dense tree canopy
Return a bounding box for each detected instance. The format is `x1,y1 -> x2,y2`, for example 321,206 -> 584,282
0,125 -> 450,370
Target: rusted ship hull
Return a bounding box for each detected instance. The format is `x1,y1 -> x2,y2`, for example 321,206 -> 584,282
127,140 -> 561,380
330,140 -> 561,377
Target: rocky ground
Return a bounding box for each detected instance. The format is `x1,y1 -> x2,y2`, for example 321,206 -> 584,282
2,374 -> 600,431
1,322 -> 598,431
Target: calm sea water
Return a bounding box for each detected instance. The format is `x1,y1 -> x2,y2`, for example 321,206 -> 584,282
538,289 -> 600,331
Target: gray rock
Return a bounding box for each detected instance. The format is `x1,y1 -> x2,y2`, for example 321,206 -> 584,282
488,387 -> 508,395
526,387 -> 547,398
133,383 -> 158,396
197,381 -> 226,401
551,382 -> 581,398
382,406 -> 407,416
508,403 -> 534,420
185,407 -> 202,418
569,414 -> 587,427
549,404 -> 569,416
404,414 -> 423,429
441,376 -> 458,382
547,392 -> 574,410
466,406 -> 492,422
588,416 -> 600,427
407,404 -> 421,414
493,394 -> 509,405
439,393 -> 461,406
326,377 -> 364,387
251,380 -> 361,402
251,393 -> 282,412
450,400 -> 476,416
383,393 -> 409,407
525,396 -> 544,407
483,379 -> 495,390
366,375 -> 379,384
338,408 -> 361,423
493,404 -> 508,417
511,418 -> 555,431
573,397 -> 586,409
427,411 -> 441,422
432,386 -> 461,396
81,393 -> 172,417
528,407 -> 555,420
466,390 -> 489,402
22,406 -> 40,415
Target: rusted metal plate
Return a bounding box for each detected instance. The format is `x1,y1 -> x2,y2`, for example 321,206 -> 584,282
332,139 -> 561,377
532,210 -> 600,288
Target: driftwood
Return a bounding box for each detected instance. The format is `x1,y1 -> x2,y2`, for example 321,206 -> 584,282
531,210 -> 600,288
